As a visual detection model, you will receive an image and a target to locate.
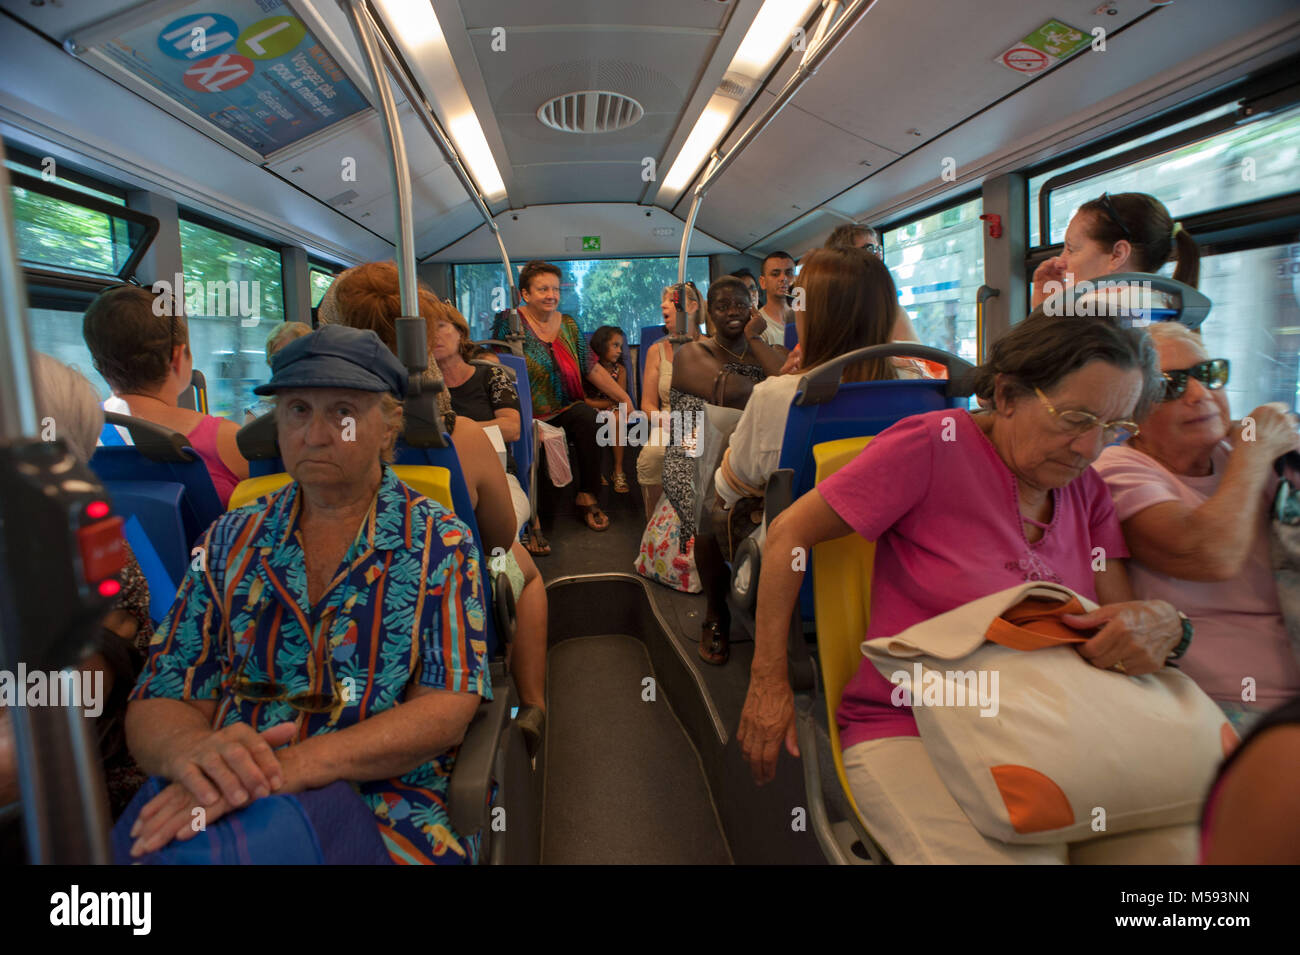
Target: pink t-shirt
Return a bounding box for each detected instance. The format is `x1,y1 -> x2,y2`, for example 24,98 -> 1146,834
185,415 -> 240,508
1093,442 -> 1300,707
819,409 -> 1129,749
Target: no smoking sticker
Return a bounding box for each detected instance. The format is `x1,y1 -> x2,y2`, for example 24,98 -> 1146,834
1000,46 -> 1050,74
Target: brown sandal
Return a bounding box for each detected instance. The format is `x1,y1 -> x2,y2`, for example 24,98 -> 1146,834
699,619 -> 729,665
576,501 -> 610,532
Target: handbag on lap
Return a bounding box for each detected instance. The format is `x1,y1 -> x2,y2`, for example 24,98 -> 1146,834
861,582 -> 1235,845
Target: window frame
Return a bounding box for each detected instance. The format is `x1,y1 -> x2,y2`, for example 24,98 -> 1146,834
4,145 -> 127,204
10,169 -> 159,285
1025,64 -> 1300,263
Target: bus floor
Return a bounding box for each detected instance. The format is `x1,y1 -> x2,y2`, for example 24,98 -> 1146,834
533,486 -> 836,865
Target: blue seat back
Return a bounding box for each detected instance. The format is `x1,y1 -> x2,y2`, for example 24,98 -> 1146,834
89,446 -> 223,621
775,344 -> 977,622
495,354 -> 533,484
639,325 -> 668,396
393,439 -> 500,657
784,322 -> 799,350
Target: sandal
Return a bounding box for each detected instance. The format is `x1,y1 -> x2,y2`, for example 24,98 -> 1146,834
613,471 -> 629,494
576,501 -> 610,532
699,618 -> 729,666
523,524 -> 551,556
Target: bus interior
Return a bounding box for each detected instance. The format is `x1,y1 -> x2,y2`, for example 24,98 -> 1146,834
1,0 -> 1298,867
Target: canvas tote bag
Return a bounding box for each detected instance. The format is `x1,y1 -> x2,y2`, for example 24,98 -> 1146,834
861,582 -> 1236,845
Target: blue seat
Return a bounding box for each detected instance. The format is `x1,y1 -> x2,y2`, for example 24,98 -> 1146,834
494,354 -> 534,496
733,344 -> 977,623
639,324 -> 668,397
784,322 -> 799,350
89,416 -> 224,616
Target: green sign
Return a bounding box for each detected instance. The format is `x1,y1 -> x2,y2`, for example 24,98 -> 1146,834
582,235 -> 601,251
1021,19 -> 1089,59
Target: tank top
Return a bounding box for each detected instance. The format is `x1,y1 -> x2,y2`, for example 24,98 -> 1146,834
185,415 -> 240,507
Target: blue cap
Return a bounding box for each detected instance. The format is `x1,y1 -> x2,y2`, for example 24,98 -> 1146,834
254,325 -> 407,398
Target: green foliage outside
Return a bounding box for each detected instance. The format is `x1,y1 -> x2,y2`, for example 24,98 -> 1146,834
453,256 -> 710,343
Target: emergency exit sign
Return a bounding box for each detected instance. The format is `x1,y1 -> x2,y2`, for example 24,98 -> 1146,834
582,235 -> 601,251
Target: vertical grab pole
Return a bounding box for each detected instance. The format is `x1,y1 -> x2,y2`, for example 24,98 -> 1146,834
673,153 -> 720,342
0,143 -> 112,864
343,0 -> 422,367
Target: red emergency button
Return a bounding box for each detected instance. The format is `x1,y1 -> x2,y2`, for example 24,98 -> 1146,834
78,516 -> 126,585
86,500 -> 110,519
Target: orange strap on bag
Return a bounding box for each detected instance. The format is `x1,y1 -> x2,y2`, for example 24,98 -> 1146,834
984,596 -> 1097,651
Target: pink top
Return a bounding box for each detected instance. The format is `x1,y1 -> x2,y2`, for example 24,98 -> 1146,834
1093,442 -> 1300,707
819,409 -> 1129,749
185,415 -> 240,508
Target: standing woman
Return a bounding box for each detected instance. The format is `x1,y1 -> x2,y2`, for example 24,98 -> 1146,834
663,277 -> 787,660
1030,191 -> 1200,310
492,261 -> 634,533
637,282 -> 705,520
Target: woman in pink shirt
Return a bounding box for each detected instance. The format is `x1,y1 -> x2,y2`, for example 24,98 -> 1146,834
1094,322 -> 1300,732
84,284 -> 248,506
737,311 -> 1194,863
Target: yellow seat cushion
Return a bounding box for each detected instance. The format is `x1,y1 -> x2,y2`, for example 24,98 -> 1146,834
227,466 -> 454,512
810,436 -> 876,832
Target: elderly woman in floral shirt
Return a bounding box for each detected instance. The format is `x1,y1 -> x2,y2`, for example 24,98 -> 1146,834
124,326 -> 490,864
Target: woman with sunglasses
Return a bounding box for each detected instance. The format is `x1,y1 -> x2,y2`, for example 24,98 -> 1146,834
1093,322 -> 1300,733
122,326 -> 490,864
1030,192 -> 1200,312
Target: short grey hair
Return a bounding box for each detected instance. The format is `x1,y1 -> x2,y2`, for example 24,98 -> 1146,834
1145,321 -> 1206,360
32,352 -> 104,464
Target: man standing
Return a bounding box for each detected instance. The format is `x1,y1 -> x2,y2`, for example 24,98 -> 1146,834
823,225 -> 919,343
729,269 -> 760,310
756,251 -> 796,347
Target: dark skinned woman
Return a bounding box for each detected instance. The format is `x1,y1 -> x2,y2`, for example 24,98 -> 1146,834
663,276 -> 788,663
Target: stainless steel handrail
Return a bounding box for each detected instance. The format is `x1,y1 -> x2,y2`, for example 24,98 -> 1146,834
676,0 -> 876,278
358,8 -> 517,308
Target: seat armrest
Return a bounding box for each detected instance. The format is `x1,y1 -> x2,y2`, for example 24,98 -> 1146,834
446,684 -> 509,839
765,468 -> 795,523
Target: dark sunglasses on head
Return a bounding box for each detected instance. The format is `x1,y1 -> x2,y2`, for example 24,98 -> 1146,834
1161,358 -> 1229,401
1097,191 -> 1133,243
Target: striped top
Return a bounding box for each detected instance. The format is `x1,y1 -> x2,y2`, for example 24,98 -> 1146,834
130,465 -> 491,864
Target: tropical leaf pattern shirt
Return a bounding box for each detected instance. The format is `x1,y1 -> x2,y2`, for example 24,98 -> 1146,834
130,465 -> 492,864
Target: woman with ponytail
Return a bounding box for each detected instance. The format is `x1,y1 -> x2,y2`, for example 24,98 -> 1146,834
1031,192 -> 1200,311
83,285 -> 249,506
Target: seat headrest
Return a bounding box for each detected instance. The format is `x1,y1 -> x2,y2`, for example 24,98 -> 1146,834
236,412 -> 281,461
103,412 -> 196,462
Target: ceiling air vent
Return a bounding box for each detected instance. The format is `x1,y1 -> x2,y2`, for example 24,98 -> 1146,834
537,90 -> 645,134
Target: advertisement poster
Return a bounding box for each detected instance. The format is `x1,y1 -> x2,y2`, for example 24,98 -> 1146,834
91,0 -> 368,156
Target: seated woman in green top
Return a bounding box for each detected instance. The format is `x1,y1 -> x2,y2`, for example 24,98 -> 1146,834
492,260 -> 634,536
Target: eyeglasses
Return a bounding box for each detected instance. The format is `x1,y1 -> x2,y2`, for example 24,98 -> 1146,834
230,607 -> 344,715
1160,358 -> 1229,401
1035,387 -> 1140,443
1096,192 -> 1133,243
863,243 -> 884,256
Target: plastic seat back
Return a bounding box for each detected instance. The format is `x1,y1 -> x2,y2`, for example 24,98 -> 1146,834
784,322 -> 798,350
89,418 -> 224,610
775,344 -> 976,621
639,324 -> 667,394
228,467 -> 453,513
494,354 -> 534,486
810,436 -> 878,836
